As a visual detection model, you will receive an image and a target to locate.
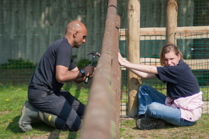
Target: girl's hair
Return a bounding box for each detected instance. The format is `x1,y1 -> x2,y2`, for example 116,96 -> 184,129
159,44 -> 183,66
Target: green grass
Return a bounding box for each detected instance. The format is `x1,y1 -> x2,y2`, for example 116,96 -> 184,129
0,83 -> 90,139
0,83 -> 209,139
119,114 -> 209,139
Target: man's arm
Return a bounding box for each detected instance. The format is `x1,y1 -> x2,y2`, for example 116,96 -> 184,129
56,65 -> 95,84
71,67 -> 87,84
56,65 -> 82,83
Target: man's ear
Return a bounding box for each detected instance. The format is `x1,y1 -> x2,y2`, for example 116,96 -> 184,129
73,31 -> 78,38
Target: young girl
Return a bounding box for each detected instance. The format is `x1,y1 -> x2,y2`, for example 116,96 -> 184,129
118,44 -> 203,130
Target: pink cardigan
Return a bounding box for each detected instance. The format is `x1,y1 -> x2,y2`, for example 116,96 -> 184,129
165,91 -> 203,122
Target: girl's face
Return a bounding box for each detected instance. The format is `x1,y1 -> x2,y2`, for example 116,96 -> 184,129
164,51 -> 181,67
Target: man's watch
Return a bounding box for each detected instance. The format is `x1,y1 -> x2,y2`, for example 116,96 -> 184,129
80,70 -> 85,77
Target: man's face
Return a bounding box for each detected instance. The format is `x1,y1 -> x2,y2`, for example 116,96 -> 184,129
164,51 -> 180,66
74,26 -> 87,48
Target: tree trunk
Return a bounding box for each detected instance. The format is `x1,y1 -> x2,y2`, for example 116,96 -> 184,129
127,0 -> 140,118
166,0 -> 178,45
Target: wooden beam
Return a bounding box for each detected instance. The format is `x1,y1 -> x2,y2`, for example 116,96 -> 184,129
119,26 -> 209,40
121,58 -> 209,70
167,0 -> 178,44
140,27 -> 166,35
127,0 -> 140,118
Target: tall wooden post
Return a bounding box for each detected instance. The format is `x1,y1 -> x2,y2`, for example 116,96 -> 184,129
166,0 -> 178,44
127,0 -> 140,118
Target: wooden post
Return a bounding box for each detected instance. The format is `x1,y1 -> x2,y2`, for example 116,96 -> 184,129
166,0 -> 178,44
127,0 -> 140,118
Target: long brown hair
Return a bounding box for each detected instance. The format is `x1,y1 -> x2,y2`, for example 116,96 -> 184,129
159,44 -> 183,66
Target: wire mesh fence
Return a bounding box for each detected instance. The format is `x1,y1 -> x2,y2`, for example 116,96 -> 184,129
119,31 -> 209,116
119,0 -> 209,116
0,0 -> 209,115
0,0 -> 108,86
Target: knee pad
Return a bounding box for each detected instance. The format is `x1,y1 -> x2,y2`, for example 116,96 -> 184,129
55,117 -> 66,130
66,116 -> 81,132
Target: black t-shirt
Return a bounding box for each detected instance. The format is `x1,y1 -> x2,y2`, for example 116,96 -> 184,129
156,59 -> 200,99
29,38 -> 76,93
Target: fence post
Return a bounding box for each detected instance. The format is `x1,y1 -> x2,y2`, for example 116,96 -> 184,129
127,0 -> 140,118
166,0 -> 178,44
79,0 -> 121,138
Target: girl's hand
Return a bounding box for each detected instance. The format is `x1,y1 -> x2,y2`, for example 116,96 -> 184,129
118,52 -> 130,66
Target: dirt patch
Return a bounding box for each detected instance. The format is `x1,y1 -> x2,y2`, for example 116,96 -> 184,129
203,101 -> 209,113
120,117 -> 134,123
0,111 -> 9,115
21,131 -> 63,139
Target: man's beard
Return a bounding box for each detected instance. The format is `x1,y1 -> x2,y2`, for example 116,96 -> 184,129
74,44 -> 80,48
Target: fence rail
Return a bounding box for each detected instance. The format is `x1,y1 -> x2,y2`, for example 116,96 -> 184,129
79,0 -> 121,138
120,26 -> 209,40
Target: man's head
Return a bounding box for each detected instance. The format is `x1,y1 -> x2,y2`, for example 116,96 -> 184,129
65,20 -> 87,48
160,44 -> 183,67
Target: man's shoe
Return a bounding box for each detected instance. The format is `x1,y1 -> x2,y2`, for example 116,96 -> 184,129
136,117 -> 166,130
18,101 -> 40,132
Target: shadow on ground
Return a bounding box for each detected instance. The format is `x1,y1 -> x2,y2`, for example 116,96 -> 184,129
131,118 -> 175,130
63,80 -> 93,99
6,116 -> 78,139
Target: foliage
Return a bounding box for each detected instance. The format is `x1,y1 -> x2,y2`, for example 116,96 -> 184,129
0,83 -> 90,139
72,54 -> 78,65
193,70 -> 209,87
151,54 -> 159,58
0,58 -> 37,70
72,54 -> 77,59
77,58 -> 98,68
0,84 -> 209,138
77,59 -> 91,68
0,56 -> 99,70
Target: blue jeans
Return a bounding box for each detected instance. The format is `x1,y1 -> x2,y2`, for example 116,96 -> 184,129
138,85 -> 196,126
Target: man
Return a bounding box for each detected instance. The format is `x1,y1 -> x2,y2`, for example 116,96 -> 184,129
18,20 -> 95,132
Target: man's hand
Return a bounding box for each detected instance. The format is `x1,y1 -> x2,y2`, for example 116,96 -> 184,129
83,65 -> 94,76
89,67 -> 96,79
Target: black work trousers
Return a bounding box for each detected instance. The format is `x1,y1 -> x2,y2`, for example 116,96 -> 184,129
28,86 -> 85,131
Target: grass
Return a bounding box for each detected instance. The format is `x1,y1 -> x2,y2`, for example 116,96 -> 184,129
0,83 -> 209,139
0,83 -> 90,139
119,114 -> 209,139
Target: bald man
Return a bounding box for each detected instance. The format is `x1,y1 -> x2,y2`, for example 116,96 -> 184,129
18,21 -> 94,132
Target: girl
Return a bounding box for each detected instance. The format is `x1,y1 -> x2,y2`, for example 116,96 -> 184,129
118,44 -> 203,130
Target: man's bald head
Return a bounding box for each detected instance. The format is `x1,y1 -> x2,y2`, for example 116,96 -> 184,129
65,20 -> 86,35
64,20 -> 87,48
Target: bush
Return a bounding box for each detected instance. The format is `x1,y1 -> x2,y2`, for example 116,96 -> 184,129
77,59 -> 98,68
0,58 -> 37,69
77,59 -> 91,68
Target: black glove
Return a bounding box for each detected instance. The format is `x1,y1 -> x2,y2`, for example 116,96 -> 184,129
83,65 -> 94,76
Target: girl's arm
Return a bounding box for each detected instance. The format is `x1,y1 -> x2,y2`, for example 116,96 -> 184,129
129,69 -> 156,78
118,52 -> 157,79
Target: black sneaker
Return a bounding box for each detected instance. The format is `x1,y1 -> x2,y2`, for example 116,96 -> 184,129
137,114 -> 146,119
136,117 -> 166,130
